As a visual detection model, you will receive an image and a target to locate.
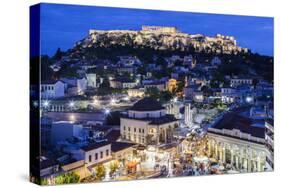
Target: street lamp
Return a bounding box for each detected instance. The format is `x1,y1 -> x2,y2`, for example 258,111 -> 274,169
104,108 -> 111,115
111,98 -> 116,105
69,101 -> 75,108
245,96 -> 253,103
42,100 -> 50,109
69,114 -> 76,122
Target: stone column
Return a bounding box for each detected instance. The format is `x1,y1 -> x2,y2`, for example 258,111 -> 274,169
164,128 -> 167,144
235,155 -> 239,169
230,149 -> 234,165
257,156 -> 261,172
222,145 -> 226,163
215,143 -> 218,159
156,128 -> 160,145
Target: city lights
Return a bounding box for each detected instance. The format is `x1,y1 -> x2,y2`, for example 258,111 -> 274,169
69,101 -> 75,108
69,114 -> 76,122
111,98 -> 116,105
104,108 -> 111,115
42,100 -> 50,108
172,97 -> 178,103
246,96 -> 253,103
93,97 -> 99,105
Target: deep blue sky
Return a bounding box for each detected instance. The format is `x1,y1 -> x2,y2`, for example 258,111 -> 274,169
39,3 -> 273,56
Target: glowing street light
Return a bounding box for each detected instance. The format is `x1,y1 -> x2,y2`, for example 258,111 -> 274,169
124,96 -> 130,101
245,96 -> 253,103
69,114 -> 76,122
104,108 -> 111,115
111,98 -> 116,105
42,100 -> 50,108
93,96 -> 99,105
69,101 -> 75,108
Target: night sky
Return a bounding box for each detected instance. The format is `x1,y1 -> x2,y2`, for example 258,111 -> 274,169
39,3 -> 274,56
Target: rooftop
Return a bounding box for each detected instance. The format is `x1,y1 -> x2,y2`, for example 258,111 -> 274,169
130,97 -> 165,111
211,107 -> 265,138
105,130 -> 121,142
112,77 -> 134,83
111,142 -> 136,152
123,114 -> 178,125
81,141 -> 111,152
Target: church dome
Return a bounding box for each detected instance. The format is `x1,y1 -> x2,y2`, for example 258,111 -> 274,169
130,97 -> 165,111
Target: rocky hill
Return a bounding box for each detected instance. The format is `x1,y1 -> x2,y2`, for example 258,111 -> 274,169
73,26 -> 249,55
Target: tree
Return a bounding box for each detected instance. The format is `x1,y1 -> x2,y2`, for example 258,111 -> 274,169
99,79 -> 110,88
95,164 -> 106,180
39,178 -> 48,185
109,161 -> 120,176
54,47 -> 63,60
145,87 -> 160,99
54,172 -> 80,184
40,55 -> 54,81
159,90 -> 173,104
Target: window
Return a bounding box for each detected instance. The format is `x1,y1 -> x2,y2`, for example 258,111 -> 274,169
123,126 -> 126,131
142,129 -> 144,133
89,155 -> 92,162
106,149 -> 109,156
146,113 -> 149,118
134,128 -> 136,132
128,127 -> 131,132
100,151 -> 103,159
139,128 -> 141,133
95,153 -> 98,160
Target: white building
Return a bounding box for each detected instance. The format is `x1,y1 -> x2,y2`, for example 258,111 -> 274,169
207,107 -> 270,172
86,73 -> 97,88
61,77 -> 88,96
41,80 -> 65,99
230,78 -> 253,87
81,141 -> 112,166
77,77 -> 88,95
265,118 -> 274,169
221,87 -> 237,103
120,97 -> 179,145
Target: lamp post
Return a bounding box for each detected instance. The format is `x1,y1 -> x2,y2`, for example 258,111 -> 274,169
42,100 -> 50,111
68,100 -> 75,111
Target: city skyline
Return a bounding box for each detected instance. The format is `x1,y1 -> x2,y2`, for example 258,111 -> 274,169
40,3 -> 273,56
